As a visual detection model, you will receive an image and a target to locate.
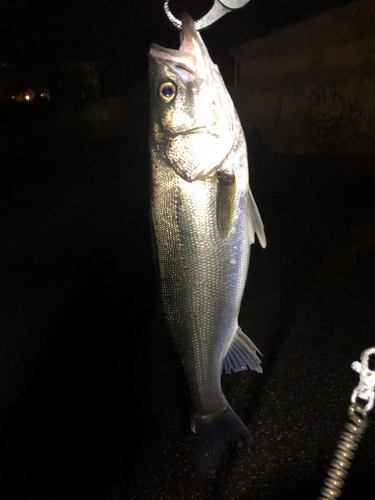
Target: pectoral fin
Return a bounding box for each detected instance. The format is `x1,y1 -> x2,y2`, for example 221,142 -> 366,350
246,188 -> 267,248
216,170 -> 237,240
222,327 -> 263,374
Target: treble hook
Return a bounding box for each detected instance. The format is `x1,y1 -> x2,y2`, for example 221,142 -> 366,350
164,0 -> 252,31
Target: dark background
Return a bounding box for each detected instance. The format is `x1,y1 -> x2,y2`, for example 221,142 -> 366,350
0,1 -> 374,499
0,0 -> 354,94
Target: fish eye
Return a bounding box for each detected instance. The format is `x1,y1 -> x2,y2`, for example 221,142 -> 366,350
158,81 -> 176,103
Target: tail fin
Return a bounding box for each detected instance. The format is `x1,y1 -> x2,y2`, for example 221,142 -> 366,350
192,403 -> 250,478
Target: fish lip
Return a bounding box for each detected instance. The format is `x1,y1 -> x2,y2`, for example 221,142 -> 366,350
179,13 -> 197,54
169,124 -> 221,138
149,43 -> 191,59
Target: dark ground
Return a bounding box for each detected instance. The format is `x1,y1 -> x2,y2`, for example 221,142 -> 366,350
0,99 -> 374,500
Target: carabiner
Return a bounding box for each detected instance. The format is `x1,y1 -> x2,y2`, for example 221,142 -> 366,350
164,0 -> 251,31
351,347 -> 375,413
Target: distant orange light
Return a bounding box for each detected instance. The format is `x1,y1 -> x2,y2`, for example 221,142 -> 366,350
25,95 -> 30,100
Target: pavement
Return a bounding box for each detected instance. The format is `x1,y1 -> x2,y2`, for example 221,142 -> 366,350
0,100 -> 374,500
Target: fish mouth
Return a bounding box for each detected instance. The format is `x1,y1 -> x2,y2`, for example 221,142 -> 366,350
149,13 -> 196,56
171,125 -> 213,136
149,14 -> 209,77
149,43 -> 197,77
149,43 -> 194,61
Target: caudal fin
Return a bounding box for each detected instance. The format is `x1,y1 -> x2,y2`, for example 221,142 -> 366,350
192,403 -> 250,478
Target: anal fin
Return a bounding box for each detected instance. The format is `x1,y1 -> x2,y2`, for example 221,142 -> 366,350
222,327 -> 263,374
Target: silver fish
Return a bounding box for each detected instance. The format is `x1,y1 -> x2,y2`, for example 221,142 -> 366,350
148,14 -> 266,474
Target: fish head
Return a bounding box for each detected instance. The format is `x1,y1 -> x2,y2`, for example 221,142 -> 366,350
149,14 -> 237,182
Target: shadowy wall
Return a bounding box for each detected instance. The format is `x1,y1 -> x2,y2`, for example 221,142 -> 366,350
230,0 -> 375,157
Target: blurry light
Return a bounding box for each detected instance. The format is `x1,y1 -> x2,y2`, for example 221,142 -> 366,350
11,96 -> 14,99
25,95 -> 30,100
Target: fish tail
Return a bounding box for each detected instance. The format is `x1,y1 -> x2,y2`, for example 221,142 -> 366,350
192,403 -> 250,478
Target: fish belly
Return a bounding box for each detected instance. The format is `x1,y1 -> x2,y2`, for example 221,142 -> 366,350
151,159 -> 250,417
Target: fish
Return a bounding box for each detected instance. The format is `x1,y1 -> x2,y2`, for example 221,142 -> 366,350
148,14 -> 266,475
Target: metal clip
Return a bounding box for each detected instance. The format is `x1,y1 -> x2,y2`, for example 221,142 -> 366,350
351,347 -> 375,413
164,0 -> 251,31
